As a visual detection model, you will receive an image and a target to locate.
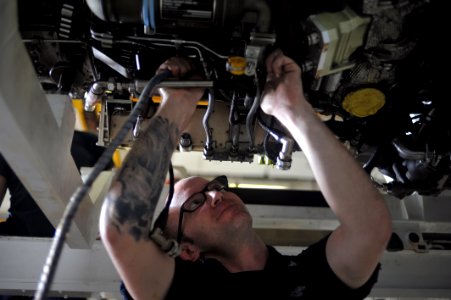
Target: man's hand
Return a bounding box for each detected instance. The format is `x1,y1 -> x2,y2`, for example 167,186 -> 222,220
261,50 -> 308,123
155,57 -> 204,131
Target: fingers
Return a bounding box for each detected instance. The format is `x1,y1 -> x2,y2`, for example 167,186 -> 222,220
156,56 -> 204,104
157,57 -> 194,77
265,49 -> 300,80
265,49 -> 284,78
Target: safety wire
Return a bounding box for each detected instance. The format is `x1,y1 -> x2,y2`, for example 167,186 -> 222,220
34,70 -> 172,300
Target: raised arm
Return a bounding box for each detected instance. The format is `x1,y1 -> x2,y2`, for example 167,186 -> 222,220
99,57 -> 204,300
261,50 -> 392,288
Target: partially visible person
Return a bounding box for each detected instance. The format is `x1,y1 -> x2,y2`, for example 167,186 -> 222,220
70,130 -> 111,171
0,130 -> 111,237
0,152 -> 54,237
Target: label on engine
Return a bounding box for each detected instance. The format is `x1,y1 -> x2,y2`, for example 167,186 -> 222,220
161,0 -> 214,20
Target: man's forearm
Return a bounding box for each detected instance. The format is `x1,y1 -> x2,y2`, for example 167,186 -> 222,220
105,116 -> 179,241
282,101 -> 390,228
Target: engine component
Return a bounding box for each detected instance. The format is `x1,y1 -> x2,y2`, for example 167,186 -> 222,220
18,0 -> 444,197
86,0 -> 272,35
84,81 -> 107,111
179,133 -> 193,152
301,6 -> 371,79
342,88 -> 385,117
227,56 -> 247,76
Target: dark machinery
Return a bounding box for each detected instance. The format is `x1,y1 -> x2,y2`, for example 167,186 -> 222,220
18,0 -> 446,198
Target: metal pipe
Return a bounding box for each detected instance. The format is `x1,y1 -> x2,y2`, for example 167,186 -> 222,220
245,75 -> 261,151
229,94 -> 240,153
276,137 -> 294,170
182,45 -> 216,159
22,39 -> 84,44
202,89 -> 215,158
134,80 -> 213,93
244,0 -> 272,33
156,81 -> 214,88
126,36 -> 229,59
84,81 -> 107,111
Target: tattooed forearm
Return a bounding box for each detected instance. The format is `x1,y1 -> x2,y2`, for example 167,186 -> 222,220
106,116 -> 180,241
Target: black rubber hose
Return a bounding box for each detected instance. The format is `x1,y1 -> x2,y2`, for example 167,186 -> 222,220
34,70 -> 172,300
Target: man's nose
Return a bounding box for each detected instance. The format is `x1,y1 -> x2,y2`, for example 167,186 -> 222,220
207,190 -> 223,207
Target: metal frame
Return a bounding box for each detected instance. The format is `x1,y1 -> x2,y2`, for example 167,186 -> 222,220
0,0 -> 97,248
1,190 -> 450,298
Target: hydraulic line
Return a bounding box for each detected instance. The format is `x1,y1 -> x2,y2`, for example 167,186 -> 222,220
229,93 -> 240,151
245,75 -> 261,151
84,81 -> 107,111
202,89 -> 215,157
257,110 -> 294,170
260,113 -> 280,163
34,70 -> 172,300
180,45 -> 216,159
126,36 -> 229,60
257,110 -> 284,141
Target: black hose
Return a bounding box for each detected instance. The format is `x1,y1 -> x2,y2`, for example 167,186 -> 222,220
257,109 -> 284,142
34,70 -> 172,300
152,161 -> 174,230
228,95 -> 240,150
259,112 -> 281,163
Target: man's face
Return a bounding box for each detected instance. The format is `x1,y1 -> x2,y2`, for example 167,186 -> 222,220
169,176 -> 252,248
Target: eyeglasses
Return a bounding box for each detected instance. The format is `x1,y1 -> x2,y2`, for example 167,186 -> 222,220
176,175 -> 228,244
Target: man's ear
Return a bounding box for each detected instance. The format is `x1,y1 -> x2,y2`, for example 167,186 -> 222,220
179,242 -> 201,262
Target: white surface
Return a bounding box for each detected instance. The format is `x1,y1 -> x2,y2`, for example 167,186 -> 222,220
0,190 -> 10,219
0,0 -> 95,248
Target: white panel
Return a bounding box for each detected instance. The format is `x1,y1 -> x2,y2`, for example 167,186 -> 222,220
0,0 -> 95,248
0,237 -> 120,298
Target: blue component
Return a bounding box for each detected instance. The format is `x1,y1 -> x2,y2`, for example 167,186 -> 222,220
142,0 -> 155,31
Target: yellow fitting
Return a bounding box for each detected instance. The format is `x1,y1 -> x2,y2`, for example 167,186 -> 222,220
342,88 -> 385,117
227,56 -> 246,75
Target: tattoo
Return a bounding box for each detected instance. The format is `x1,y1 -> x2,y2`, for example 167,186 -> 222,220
107,116 -> 179,241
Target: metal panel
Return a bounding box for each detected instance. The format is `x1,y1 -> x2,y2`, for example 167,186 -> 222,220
1,237 -> 450,298
0,237 -> 121,298
0,0 -> 96,248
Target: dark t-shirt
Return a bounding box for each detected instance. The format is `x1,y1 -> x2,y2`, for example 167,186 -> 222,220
0,131 -> 111,237
121,235 -> 380,299
0,153 -> 54,237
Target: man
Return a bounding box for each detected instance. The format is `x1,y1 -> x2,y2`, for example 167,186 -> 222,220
99,50 -> 392,299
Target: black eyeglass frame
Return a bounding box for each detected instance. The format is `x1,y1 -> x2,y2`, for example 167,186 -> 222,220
176,175 -> 228,244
